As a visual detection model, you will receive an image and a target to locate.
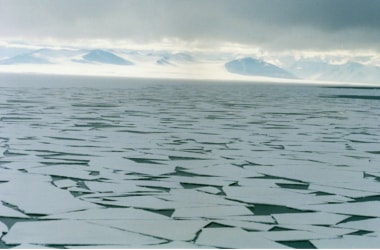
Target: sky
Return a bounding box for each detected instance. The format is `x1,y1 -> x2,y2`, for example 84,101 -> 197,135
1,0 -> 380,55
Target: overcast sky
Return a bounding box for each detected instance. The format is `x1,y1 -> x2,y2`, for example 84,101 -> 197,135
1,0 -> 380,53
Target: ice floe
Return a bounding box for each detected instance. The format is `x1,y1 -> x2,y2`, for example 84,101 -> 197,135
0,179 -> 100,215
196,228 -> 289,248
3,220 -> 165,246
1,76 -> 380,248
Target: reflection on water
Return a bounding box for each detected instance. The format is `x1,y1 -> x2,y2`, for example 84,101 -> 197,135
0,74 -> 380,248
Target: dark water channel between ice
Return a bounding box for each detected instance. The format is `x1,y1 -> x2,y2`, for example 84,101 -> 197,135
0,74 -> 380,248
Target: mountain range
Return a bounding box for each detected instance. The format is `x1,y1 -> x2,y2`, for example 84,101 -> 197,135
1,47 -> 380,84
225,57 -> 295,79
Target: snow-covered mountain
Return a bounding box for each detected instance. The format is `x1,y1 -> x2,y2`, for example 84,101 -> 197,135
1,45 -> 380,84
286,59 -> 380,84
225,57 -> 296,79
0,48 -> 84,65
155,53 -> 194,66
0,47 -> 34,60
0,51 -> 51,64
77,49 -> 134,65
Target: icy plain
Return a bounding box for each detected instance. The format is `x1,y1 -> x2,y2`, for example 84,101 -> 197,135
0,74 -> 380,248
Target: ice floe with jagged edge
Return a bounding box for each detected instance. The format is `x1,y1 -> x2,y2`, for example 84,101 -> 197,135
0,177 -> 100,215
196,228 -> 290,248
1,77 -> 380,247
2,220 -> 165,246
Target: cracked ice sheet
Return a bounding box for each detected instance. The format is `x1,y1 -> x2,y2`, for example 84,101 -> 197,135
172,205 -> 252,218
12,244 -> 52,249
166,176 -> 235,187
3,220 -> 165,246
302,201 -> 380,217
146,241 -> 216,249
223,186 -> 343,208
0,203 -> 29,218
84,180 -> 159,193
173,164 -> 264,179
336,218 -> 380,232
196,228 -> 289,249
254,164 -> 363,185
311,235 -> 380,249
251,230 -> 338,241
65,241 -> 214,249
227,215 -> 276,224
84,195 -> 175,210
308,183 -> 379,198
43,207 -> 168,220
272,212 -> 349,226
53,179 -> 77,189
0,221 -> 7,234
0,170 -> 51,182
210,219 -> 273,231
27,166 -> 100,181
92,219 -> 208,241
0,180 -> 99,215
164,189 -> 243,207
281,224 -> 356,236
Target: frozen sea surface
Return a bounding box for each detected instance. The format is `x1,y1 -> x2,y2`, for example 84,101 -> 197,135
0,74 -> 380,248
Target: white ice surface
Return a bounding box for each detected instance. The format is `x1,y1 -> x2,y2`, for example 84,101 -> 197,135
43,207 -> 167,220
92,219 -> 208,241
282,224 -> 356,236
252,230 -> 337,241
337,218 -> 380,232
312,235 -> 380,249
3,220 -> 165,246
172,205 -> 252,218
0,203 -> 29,218
84,180 -> 158,193
196,228 -> 289,248
0,180 -> 100,215
0,221 -> 7,234
27,166 -> 100,180
53,179 -> 78,189
211,219 -> 273,231
1,78 -> 380,248
273,212 -> 348,225
84,195 -> 175,210
302,201 -> 380,217
223,186 -> 338,207
12,244 -> 52,249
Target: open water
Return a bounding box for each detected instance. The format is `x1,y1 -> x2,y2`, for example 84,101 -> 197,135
0,74 -> 380,248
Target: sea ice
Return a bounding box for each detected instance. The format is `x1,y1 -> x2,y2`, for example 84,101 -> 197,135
27,166 -> 100,181
43,207 -> 168,220
84,195 -> 175,210
336,218 -> 380,232
282,224 -> 357,236
53,179 -> 78,189
172,205 -> 252,218
272,212 -> 348,225
0,180 -> 100,215
311,235 -> 380,249
3,220 -> 165,246
92,219 -> 208,241
302,201 -> 380,217
252,230 -> 336,241
0,203 -> 29,218
0,221 -> 7,234
196,228 -> 289,248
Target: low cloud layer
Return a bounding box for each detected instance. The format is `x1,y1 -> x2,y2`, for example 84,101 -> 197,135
1,0 -> 380,52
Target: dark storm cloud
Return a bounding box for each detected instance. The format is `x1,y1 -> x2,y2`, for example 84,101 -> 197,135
1,0 -> 380,51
